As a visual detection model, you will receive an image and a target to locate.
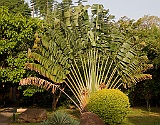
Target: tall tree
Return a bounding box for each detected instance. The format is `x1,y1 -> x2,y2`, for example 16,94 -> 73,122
20,3 -> 152,112
116,15 -> 160,108
0,0 -> 31,17
134,15 -> 160,107
30,0 -> 55,18
0,6 -> 41,101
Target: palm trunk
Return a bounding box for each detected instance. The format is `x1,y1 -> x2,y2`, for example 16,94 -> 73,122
52,85 -> 66,111
52,94 -> 57,111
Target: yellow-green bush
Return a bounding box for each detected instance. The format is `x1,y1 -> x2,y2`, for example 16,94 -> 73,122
87,89 -> 130,125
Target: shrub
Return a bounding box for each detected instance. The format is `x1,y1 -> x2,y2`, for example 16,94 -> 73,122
41,110 -> 79,125
87,89 -> 130,125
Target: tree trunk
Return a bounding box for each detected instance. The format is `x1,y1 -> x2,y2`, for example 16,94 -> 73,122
46,0 -> 48,20
12,87 -> 16,101
32,1 -> 35,18
52,85 -> 66,111
52,94 -> 57,111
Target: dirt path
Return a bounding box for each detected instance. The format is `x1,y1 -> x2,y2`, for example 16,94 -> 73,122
0,108 -> 14,125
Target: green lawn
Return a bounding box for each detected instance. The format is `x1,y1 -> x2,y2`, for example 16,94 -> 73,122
10,106 -> 160,125
121,107 -> 160,125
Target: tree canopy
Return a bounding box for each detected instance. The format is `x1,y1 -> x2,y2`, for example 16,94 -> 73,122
0,6 -> 41,97
0,0 -> 31,17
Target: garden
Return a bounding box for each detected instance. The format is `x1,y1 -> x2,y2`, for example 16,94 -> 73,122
9,107 -> 160,125
1,0 -> 160,125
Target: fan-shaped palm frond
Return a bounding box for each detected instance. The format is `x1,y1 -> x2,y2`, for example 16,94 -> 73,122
65,48 -> 122,110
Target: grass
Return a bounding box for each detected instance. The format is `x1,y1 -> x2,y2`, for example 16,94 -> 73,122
10,106 -> 160,125
121,106 -> 160,125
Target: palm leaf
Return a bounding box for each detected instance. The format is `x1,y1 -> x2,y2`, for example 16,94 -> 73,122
20,77 -> 81,111
20,77 -> 59,93
25,63 -> 64,83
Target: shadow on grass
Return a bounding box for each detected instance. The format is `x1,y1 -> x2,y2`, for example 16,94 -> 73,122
132,106 -> 160,113
126,115 -> 160,125
121,107 -> 160,125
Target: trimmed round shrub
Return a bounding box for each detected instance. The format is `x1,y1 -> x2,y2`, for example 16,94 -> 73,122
87,89 -> 130,125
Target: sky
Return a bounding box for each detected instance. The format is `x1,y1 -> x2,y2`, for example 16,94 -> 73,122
25,0 -> 160,21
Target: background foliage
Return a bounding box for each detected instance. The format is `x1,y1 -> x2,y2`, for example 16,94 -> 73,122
0,0 -> 31,17
0,6 -> 42,103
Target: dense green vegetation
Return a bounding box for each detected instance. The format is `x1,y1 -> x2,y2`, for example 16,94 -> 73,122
117,16 -> 160,108
1,0 -> 160,124
0,5 -> 42,104
0,0 -> 31,17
